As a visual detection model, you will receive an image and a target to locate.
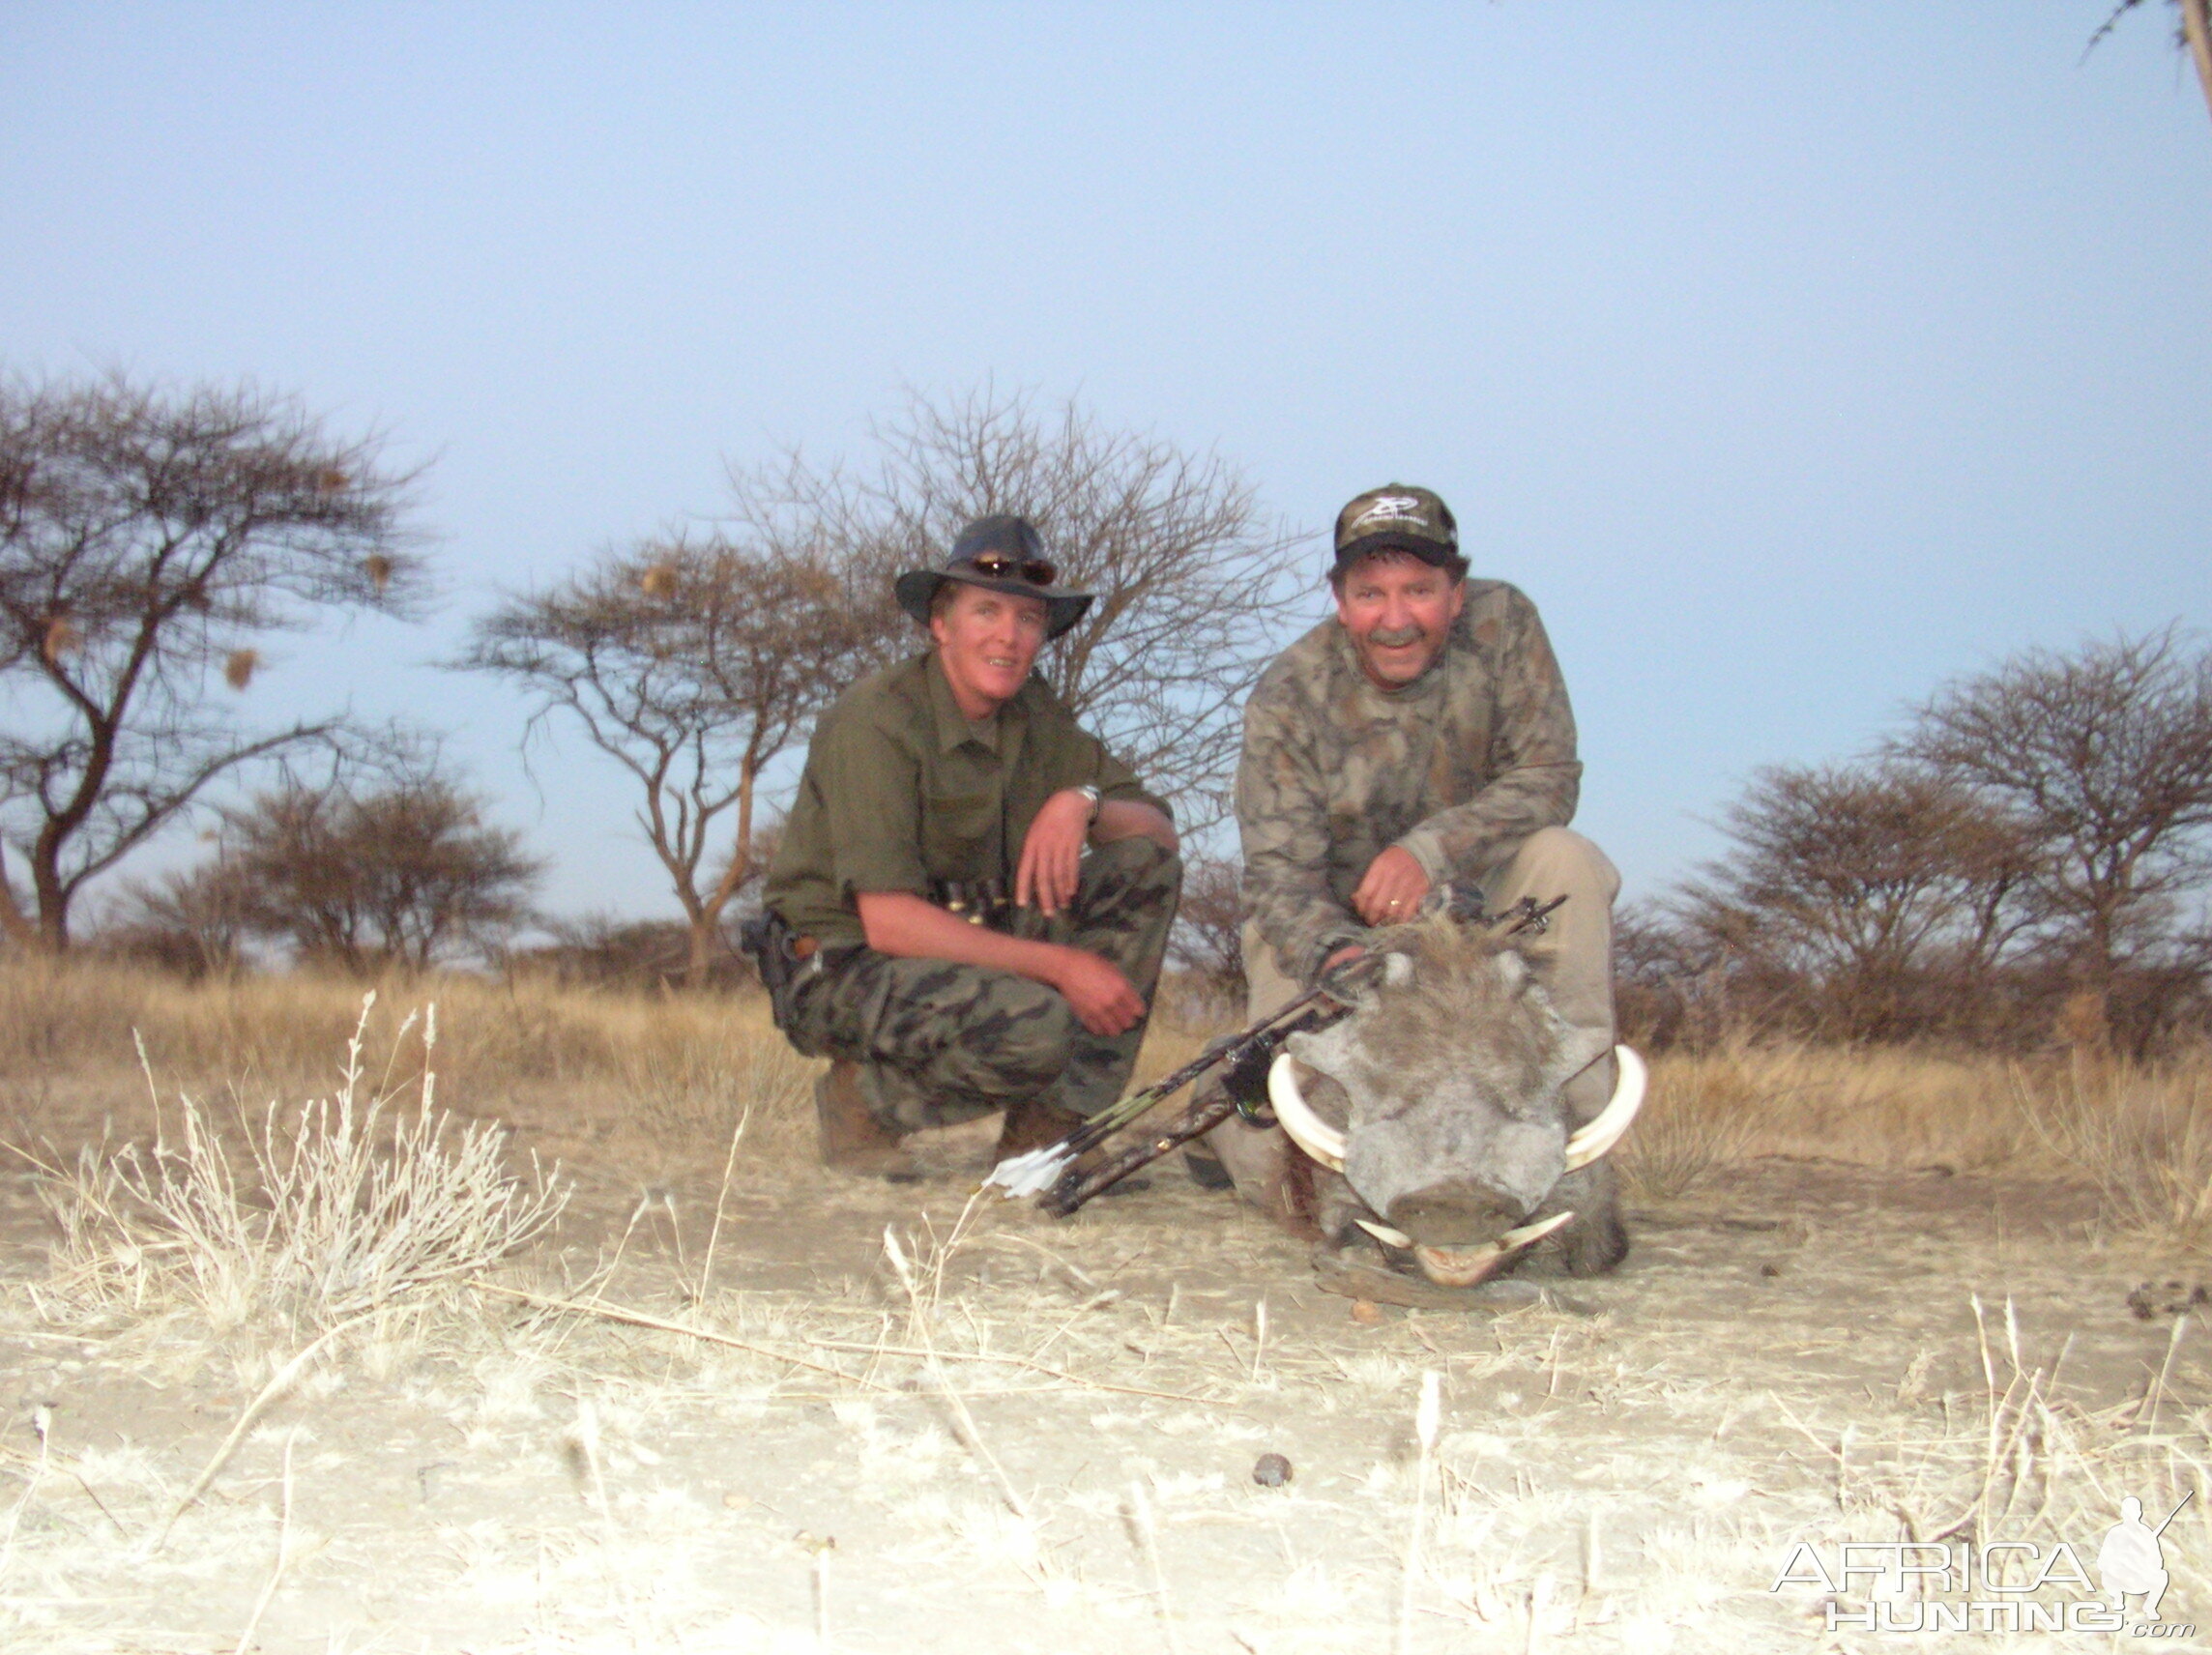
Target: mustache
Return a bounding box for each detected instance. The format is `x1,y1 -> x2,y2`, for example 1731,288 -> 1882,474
1365,624 -> 1428,648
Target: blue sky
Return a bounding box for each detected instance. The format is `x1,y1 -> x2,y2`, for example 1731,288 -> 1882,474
5,5 -> 2206,922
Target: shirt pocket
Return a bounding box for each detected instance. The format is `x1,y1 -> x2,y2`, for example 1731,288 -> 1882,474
922,789 -> 1000,876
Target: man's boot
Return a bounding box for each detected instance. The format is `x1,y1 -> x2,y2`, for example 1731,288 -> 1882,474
815,1060 -> 921,1181
994,1093 -> 1086,1163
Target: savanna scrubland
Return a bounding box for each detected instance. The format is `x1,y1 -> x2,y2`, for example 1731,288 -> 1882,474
5,380 -> 2210,1647
0,957 -> 2206,1653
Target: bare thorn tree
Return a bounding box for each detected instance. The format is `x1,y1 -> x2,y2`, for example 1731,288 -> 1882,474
1899,626 -> 2212,1045
108,856 -> 251,978
1666,760 -> 2037,1042
457,534 -> 859,986
151,749 -> 542,973
0,372 -> 427,949
726,386 -> 1311,833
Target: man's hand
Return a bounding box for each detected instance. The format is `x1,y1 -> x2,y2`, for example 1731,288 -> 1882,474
859,890 -> 1148,1037
1048,947 -> 1147,1037
1351,844 -> 1431,926
1016,788 -> 1094,915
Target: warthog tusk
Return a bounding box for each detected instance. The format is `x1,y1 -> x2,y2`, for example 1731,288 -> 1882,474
1499,1209 -> 1577,1250
1562,1046 -> 1646,1172
1359,1209 -> 1572,1258
1411,1210 -> 1578,1288
1268,1053 -> 1346,1172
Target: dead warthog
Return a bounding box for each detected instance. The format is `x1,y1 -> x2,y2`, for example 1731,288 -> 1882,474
1265,915 -> 1644,1288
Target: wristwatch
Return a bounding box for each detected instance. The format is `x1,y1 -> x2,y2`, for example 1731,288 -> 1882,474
1072,784 -> 1102,825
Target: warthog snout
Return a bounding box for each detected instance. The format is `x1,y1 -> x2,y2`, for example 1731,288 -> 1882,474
1268,916 -> 1644,1284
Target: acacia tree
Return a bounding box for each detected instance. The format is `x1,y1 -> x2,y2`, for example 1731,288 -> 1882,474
1637,633 -> 2212,1051
726,386 -> 1310,832
1664,760 -> 2036,1041
1900,628 -> 2212,1046
0,373 -> 426,949
459,535 -> 860,986
141,758 -> 541,973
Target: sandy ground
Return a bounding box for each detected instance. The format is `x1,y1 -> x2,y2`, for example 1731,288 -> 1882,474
0,1106 -> 2207,1654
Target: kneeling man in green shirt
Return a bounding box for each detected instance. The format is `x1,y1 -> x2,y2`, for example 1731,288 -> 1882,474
763,516 -> 1182,1179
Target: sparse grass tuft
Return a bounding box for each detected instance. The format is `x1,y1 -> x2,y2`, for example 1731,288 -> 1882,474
618,1031 -> 813,1155
1617,1043 -> 1778,1200
33,993 -> 568,1332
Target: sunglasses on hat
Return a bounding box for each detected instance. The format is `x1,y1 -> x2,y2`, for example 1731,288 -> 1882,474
962,553 -> 1059,586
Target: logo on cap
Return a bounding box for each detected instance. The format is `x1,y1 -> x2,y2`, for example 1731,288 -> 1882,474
1351,494 -> 1429,531
1347,494 -> 1455,549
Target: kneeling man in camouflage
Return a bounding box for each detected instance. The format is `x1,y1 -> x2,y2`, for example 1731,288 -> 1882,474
761,517 -> 1181,1179
1204,484 -> 1621,1245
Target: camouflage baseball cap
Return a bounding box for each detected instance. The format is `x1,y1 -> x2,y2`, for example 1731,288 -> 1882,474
1331,484 -> 1465,578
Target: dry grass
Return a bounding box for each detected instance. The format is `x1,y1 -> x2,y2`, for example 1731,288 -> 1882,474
10,957 -> 2212,1249
1624,1037 -> 2212,1244
1819,1291 -> 2212,1552
2015,1058 -> 2212,1247
0,954 -> 819,1167
0,952 -> 784,1097
31,996 -> 568,1334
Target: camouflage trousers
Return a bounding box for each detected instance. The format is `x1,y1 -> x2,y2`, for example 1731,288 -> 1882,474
784,836 -> 1181,1132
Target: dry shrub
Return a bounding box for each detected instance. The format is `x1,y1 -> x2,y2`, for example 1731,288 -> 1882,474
2013,1058 -> 2212,1246
36,995 -> 568,1332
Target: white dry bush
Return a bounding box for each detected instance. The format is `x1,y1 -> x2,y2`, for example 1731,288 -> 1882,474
37,993 -> 568,1331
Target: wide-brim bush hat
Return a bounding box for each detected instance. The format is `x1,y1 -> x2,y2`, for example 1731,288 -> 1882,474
1331,484 -> 1468,580
894,514 -> 1094,641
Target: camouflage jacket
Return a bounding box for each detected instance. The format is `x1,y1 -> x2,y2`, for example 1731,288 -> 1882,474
1237,580 -> 1582,985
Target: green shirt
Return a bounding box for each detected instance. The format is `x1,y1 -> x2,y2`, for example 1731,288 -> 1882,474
766,651 -> 1169,947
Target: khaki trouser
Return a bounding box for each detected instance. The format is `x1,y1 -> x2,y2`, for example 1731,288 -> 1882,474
1204,826 -> 1620,1211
